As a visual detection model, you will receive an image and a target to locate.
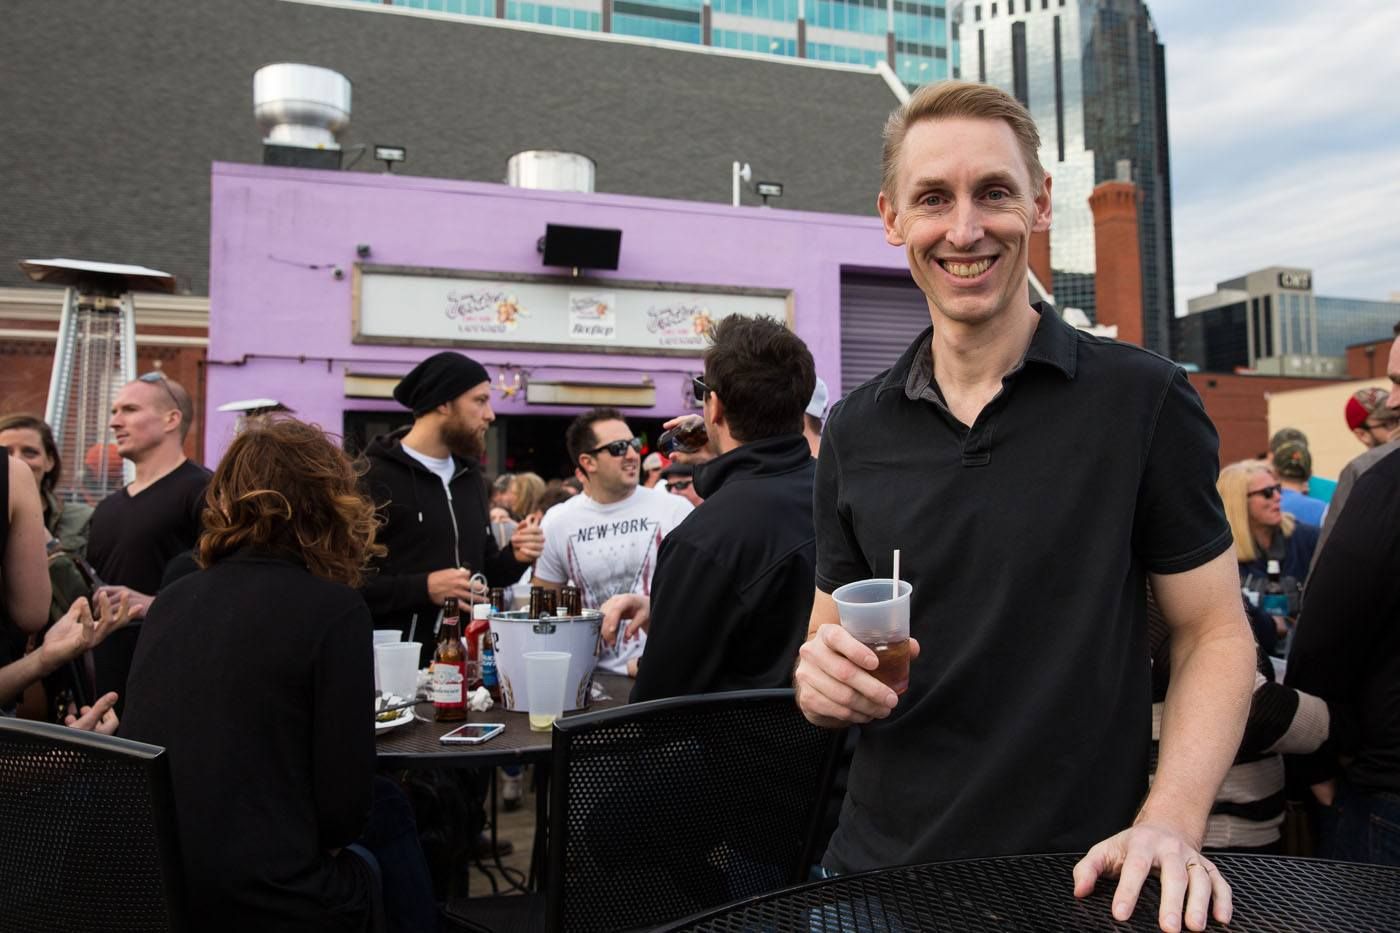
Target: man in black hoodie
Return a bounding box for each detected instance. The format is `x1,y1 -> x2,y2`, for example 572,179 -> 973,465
363,352 -> 543,658
604,315 -> 818,701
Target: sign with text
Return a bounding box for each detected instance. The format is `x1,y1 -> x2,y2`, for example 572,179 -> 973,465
354,266 -> 790,356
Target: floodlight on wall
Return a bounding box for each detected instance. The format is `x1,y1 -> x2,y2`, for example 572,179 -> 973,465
755,181 -> 783,206
375,144 -> 406,172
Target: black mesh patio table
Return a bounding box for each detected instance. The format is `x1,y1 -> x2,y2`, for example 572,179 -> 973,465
653,853 -> 1400,932
375,672 -> 632,769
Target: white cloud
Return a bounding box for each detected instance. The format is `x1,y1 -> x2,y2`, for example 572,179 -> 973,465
1173,143 -> 1400,306
1161,1 -> 1400,312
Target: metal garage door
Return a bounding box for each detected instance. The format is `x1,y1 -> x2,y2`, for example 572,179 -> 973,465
839,272 -> 932,394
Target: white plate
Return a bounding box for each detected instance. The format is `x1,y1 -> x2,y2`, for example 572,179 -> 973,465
374,706 -> 415,734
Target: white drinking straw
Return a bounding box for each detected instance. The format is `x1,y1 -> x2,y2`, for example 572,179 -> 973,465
892,549 -> 901,600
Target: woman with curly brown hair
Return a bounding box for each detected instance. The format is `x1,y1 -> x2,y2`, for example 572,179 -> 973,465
120,418 -> 435,933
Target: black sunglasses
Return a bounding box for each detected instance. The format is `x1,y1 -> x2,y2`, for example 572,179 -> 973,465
668,480 -> 693,491
692,376 -> 712,404
585,437 -> 643,459
1247,484 -> 1282,499
138,371 -> 179,409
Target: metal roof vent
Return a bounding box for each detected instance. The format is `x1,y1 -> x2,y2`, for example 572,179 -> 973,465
253,63 -> 352,152
507,151 -> 596,193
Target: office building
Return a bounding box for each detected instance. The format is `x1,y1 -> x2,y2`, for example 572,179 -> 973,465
1179,267 -> 1400,377
956,0 -> 1174,355
355,0 -> 958,86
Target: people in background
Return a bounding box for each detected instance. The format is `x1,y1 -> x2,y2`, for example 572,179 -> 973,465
1,454 -> 52,690
1270,439 -> 1326,526
641,451 -> 665,489
607,315 -> 817,701
0,414 -> 93,555
1313,346 -> 1400,566
660,461 -> 702,508
1216,460 -> 1319,655
1287,443 -> 1400,866
361,352 -> 542,657
532,408 -> 692,676
121,417 -> 436,932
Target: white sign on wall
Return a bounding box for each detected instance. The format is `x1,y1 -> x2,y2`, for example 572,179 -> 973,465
353,265 -> 791,357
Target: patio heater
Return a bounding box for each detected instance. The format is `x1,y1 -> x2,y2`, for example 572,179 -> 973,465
20,258 -> 177,501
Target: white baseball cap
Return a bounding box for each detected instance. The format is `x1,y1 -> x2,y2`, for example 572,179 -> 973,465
805,377 -> 829,419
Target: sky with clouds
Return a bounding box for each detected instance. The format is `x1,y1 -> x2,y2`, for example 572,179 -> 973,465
1148,0 -> 1400,314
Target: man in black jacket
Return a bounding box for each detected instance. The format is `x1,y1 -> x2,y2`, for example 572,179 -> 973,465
603,315 -> 817,701
363,352 -> 543,657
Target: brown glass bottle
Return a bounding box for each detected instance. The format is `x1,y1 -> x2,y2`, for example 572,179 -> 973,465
658,414 -> 708,456
432,598 -> 467,722
490,587 -> 509,615
528,585 -> 546,620
542,589 -> 558,617
560,585 -> 581,617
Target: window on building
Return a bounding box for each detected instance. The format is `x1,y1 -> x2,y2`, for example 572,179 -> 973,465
991,3 -> 997,15
974,5 -> 981,21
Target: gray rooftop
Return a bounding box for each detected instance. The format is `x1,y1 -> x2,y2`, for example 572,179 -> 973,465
3,0 -> 899,295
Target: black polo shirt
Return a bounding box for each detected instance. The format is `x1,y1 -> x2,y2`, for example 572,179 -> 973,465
816,304 -> 1231,872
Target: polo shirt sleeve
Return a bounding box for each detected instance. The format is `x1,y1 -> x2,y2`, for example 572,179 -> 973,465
1133,367 -> 1233,574
814,402 -> 872,592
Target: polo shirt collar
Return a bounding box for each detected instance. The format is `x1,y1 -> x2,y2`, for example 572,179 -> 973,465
877,302 -> 1078,401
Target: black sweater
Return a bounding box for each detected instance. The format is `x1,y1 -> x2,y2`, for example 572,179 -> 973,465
631,434 -> 816,702
361,429 -> 527,648
1287,446 -> 1400,793
120,552 -> 376,931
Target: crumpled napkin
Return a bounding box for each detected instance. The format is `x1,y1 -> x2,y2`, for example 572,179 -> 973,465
467,686 -> 494,712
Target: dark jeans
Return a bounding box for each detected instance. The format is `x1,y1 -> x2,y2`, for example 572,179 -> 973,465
351,776 -> 439,933
1316,779 -> 1400,866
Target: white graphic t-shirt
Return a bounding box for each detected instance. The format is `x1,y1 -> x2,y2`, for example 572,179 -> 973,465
535,485 -> 694,673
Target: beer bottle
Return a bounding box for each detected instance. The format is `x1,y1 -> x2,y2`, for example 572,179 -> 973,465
529,585 -> 545,620
432,598 -> 467,722
542,588 -> 558,617
560,585 -> 581,617
490,587 -> 509,615
465,602 -> 491,690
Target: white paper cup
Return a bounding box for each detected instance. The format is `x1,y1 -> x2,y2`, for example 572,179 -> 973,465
525,650 -> 571,732
373,630 -> 403,645
375,642 -> 422,701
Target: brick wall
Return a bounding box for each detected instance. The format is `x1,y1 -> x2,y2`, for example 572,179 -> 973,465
1186,371 -> 1349,466
1088,181 -> 1144,346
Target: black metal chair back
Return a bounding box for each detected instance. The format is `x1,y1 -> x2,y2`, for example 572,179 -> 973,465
545,688 -> 843,933
0,717 -> 187,933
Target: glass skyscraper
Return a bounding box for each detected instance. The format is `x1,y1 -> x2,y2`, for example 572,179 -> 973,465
956,0 -> 1174,354
358,0 -> 956,84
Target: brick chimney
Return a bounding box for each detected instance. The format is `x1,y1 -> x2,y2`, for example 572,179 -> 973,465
1088,180 -> 1144,346
1029,229 -> 1052,300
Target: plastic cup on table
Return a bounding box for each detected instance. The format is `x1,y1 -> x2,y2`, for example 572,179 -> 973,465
525,651 -> 571,732
831,578 -> 913,695
373,630 -> 403,646
375,642 -> 422,702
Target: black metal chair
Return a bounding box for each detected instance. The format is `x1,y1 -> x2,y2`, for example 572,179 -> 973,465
453,688 -> 844,933
0,717 -> 187,933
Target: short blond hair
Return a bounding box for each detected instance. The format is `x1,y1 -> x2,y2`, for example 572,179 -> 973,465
1217,459 -> 1296,563
881,80 -> 1045,199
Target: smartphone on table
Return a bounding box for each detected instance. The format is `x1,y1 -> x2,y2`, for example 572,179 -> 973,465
440,722 -> 505,745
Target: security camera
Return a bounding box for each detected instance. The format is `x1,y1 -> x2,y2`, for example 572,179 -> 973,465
356,243 -> 371,258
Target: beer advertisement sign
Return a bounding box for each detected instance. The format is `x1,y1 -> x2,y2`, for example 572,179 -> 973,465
354,265 -> 790,356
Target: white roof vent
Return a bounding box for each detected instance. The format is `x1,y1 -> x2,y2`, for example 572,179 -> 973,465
507,151 -> 596,193
253,63 -> 352,151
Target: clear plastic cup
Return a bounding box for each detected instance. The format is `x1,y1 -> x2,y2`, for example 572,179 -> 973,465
831,579 -> 912,695
373,630 -> 403,645
375,642 -> 422,701
525,650 -> 571,732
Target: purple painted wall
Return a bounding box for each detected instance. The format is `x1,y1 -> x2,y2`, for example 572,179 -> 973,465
206,162 -> 907,463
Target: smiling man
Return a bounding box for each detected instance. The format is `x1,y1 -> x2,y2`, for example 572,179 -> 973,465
532,408 -> 692,675
792,82 -> 1255,933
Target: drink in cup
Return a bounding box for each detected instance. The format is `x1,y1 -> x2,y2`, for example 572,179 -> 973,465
831,578 -> 913,695
525,650 -> 571,732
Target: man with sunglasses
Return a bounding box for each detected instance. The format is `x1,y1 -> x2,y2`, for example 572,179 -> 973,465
659,462 -> 703,507
86,372 -> 210,706
532,408 -> 692,675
